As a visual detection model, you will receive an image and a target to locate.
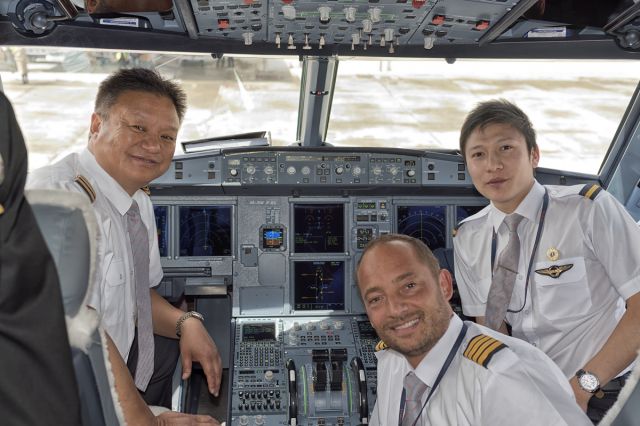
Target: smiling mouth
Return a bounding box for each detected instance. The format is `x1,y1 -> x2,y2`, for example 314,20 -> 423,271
390,317 -> 420,331
487,178 -> 507,185
131,155 -> 159,165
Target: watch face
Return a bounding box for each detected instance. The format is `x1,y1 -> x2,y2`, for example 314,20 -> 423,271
579,373 -> 599,392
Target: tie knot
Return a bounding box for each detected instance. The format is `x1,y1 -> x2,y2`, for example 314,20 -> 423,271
127,200 -> 140,217
503,213 -> 524,232
403,372 -> 428,401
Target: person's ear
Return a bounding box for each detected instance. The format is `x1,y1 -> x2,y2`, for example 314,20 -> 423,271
531,146 -> 540,168
439,269 -> 454,302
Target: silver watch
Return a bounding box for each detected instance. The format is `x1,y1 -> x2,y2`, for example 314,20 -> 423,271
576,369 -> 600,393
176,311 -> 204,337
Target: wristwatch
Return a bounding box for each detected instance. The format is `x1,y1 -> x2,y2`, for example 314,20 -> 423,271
575,369 -> 601,393
176,311 -> 205,337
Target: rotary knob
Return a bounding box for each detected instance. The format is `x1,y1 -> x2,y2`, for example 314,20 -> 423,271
301,166 -> 311,175
230,168 -> 239,177
335,166 -> 344,175
390,166 -> 399,176
305,322 -> 315,331
407,169 -> 416,177
293,322 -> 301,331
239,415 -> 249,426
287,166 -> 297,175
264,165 -> 274,175
372,166 -> 382,176
334,320 -> 344,330
246,165 -> 256,175
264,370 -> 274,382
352,166 -> 362,176
320,321 -> 330,330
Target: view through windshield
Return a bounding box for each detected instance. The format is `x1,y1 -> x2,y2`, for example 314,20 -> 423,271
1,47 -> 638,175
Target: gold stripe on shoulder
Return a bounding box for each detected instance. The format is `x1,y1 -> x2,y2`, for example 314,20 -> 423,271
0,203 -> 4,215
375,340 -> 388,352
141,185 -> 151,196
463,334 -> 507,368
74,175 -> 96,203
579,184 -> 602,201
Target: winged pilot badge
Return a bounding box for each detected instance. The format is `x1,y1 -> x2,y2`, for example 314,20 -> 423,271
535,264 -> 573,279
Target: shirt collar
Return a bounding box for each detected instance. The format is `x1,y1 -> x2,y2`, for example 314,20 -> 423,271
79,148 -> 140,216
409,314 -> 463,388
488,180 -> 544,231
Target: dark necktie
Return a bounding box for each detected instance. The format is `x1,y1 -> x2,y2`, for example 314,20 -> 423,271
401,371 -> 429,426
485,213 -> 525,331
126,200 -> 154,391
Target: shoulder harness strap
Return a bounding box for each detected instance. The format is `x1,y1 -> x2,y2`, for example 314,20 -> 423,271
463,334 -> 507,368
141,185 -> 151,196
74,175 -> 96,203
375,340 -> 388,352
579,184 -> 602,201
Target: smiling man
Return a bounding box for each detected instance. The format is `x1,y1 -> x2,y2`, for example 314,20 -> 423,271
357,234 -> 590,426
453,99 -> 640,423
27,69 -> 222,423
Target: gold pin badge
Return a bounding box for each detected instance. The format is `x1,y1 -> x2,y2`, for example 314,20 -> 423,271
546,247 -> 559,261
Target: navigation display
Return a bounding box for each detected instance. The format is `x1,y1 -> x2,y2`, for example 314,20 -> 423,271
154,205 -> 169,257
294,260 -> 345,311
179,206 -> 232,256
242,323 -> 277,342
293,204 -> 344,253
397,205 -> 447,251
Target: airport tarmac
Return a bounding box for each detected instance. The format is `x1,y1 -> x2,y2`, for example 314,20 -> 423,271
1,52 -> 639,175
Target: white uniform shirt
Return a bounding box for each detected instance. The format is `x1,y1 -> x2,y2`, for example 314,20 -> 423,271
27,148 -> 163,360
454,181 -> 640,377
370,316 -> 590,426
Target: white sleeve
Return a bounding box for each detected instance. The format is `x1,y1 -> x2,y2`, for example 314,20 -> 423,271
588,192 -> 640,300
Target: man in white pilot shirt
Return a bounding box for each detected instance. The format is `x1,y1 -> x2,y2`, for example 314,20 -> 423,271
356,234 -> 590,426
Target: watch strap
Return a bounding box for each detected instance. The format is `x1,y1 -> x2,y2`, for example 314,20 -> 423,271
176,311 -> 204,337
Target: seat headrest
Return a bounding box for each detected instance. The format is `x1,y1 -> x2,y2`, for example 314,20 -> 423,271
27,190 -> 98,318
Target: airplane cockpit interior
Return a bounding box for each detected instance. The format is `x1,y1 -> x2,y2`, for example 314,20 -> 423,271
3,0 -> 640,425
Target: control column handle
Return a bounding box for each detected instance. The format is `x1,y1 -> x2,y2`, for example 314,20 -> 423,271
286,359 -> 298,425
351,356 -> 369,424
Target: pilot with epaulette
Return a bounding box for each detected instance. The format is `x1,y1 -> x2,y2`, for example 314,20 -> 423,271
356,234 -> 590,425
453,99 -> 640,423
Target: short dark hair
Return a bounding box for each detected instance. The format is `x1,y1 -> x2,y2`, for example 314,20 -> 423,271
94,68 -> 187,122
356,234 -> 440,283
459,99 -> 537,160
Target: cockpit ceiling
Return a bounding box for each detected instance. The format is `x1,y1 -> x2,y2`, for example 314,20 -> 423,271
2,0 -> 640,59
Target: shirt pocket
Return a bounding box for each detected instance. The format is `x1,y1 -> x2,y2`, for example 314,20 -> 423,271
105,259 -> 125,287
534,256 -> 591,321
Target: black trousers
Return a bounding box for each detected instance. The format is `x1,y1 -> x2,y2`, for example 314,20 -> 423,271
586,373 -> 630,424
127,331 -> 180,408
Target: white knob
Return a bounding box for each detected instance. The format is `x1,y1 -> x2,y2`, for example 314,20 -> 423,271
335,166 -> 344,175
352,166 -> 362,176
264,165 -> 274,175
344,6 -> 357,22
320,321 -> 329,330
282,5 -> 296,20
275,33 -> 281,48
246,165 -> 256,175
305,323 -> 315,331
390,166 -> 399,176
264,370 -> 274,382
287,34 -> 296,50
255,415 -> 265,425
294,322 -> 301,331
424,35 -> 435,50
319,35 -> 326,48
368,7 -> 381,23
407,169 -> 416,177
242,32 -> 254,46
362,19 -> 373,33
301,166 -> 311,175
334,320 -> 344,330
230,168 -> 238,177
384,28 -> 394,42
287,166 -> 296,175
318,6 -> 331,23
239,415 -> 249,426
373,166 -> 382,176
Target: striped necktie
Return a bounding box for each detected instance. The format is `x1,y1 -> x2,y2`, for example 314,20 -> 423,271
401,371 -> 429,426
485,213 -> 525,331
126,200 -> 154,391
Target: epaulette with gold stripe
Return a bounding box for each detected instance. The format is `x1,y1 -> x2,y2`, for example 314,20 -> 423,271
375,340 -> 388,352
141,185 -> 151,196
579,184 -> 602,201
452,222 -> 462,237
74,175 -> 96,203
0,203 -> 5,215
463,334 -> 507,368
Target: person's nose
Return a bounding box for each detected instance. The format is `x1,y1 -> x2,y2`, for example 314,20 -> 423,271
487,150 -> 503,172
140,133 -> 162,153
387,293 -> 408,316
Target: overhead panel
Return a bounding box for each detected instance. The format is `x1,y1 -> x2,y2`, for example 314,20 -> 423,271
189,0 -> 523,53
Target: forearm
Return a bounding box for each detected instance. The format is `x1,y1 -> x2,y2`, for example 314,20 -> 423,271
572,293 -> 640,403
105,332 -> 154,425
150,289 -> 185,338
